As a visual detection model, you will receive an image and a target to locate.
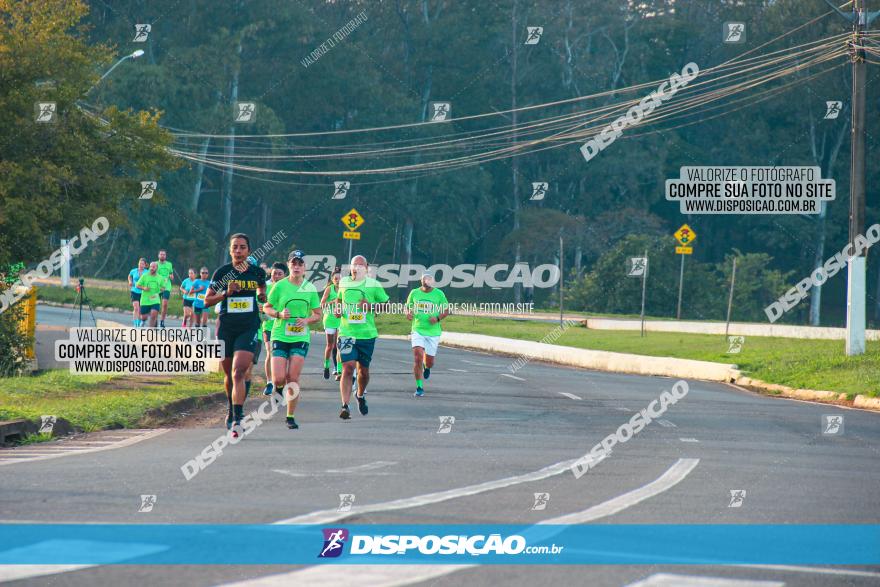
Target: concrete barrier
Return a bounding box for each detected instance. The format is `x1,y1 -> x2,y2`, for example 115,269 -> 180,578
435,331 -> 741,383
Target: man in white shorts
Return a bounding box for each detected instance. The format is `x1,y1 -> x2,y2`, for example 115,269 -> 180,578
404,273 -> 450,397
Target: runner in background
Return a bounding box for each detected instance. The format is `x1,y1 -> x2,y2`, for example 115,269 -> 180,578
334,255 -> 389,419
192,267 -> 211,329
179,268 -> 198,327
405,272 -> 450,397
203,234 -> 266,437
320,269 -> 342,381
156,249 -> 174,328
263,250 -> 322,429
135,261 -> 166,328
261,262 -> 287,396
127,258 -> 147,327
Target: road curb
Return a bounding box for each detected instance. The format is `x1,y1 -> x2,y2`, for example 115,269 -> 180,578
138,392 -> 228,427
378,332 -> 880,413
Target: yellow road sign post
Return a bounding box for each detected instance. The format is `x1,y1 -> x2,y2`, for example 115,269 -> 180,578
341,209 -> 365,261
674,224 -> 696,319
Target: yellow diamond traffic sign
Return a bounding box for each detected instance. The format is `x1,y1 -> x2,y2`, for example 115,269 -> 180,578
674,224 -> 696,246
341,209 -> 364,231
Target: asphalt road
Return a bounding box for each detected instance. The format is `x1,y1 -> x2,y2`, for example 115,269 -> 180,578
2,307 -> 879,586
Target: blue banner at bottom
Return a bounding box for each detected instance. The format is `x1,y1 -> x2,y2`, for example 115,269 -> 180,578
0,525 -> 878,565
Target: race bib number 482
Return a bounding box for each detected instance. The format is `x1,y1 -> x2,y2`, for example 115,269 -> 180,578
285,321 -> 305,335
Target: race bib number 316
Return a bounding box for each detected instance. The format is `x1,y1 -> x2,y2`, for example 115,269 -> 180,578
228,297 -> 253,313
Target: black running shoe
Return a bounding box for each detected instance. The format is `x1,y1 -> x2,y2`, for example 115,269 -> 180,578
423,367 -> 431,380
286,417 -> 299,429
339,404 -> 351,420
356,393 -> 368,416
323,366 -> 330,380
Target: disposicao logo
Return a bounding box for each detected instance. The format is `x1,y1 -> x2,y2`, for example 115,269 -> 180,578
318,528 -> 349,558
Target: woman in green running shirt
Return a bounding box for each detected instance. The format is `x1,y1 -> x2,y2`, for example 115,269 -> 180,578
320,269 -> 342,381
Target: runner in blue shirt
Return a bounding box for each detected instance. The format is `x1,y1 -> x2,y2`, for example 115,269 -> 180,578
192,267 -> 211,329
179,268 -> 198,328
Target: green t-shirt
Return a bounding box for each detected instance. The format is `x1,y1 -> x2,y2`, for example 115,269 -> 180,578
260,280 -> 274,332
337,276 -> 389,340
268,279 -> 321,343
156,260 -> 173,291
406,287 -> 449,337
135,272 -> 166,306
322,284 -> 340,328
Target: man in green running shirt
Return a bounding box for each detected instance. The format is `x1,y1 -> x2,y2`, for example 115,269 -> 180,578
156,249 -> 174,328
405,272 -> 450,397
135,261 -> 167,328
333,255 -> 389,420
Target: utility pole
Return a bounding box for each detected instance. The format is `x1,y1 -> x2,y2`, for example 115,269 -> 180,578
676,254 -> 685,320
725,256 -> 738,339
823,0 -> 876,355
559,235 -> 564,326
847,0 -> 868,355
640,249 -> 648,337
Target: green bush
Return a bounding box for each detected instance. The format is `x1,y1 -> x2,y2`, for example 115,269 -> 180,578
0,263 -> 34,375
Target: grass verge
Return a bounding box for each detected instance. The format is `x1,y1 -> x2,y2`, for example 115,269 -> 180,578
0,370 -> 224,432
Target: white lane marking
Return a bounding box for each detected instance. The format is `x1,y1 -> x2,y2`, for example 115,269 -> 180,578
448,368 -> 468,373
460,359 -> 495,367
0,540 -> 167,582
325,461 -> 398,474
276,453 -> 596,525
539,458 -> 698,524
656,419 -> 677,428
615,407 -> 633,412
273,461 -> 398,478
217,564 -> 470,587
624,574 -> 783,587
679,437 -> 700,443
558,392 -> 582,400
222,459 -> 699,587
500,374 -> 525,381
0,564 -> 93,582
739,565 -> 880,578
0,430 -> 168,466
